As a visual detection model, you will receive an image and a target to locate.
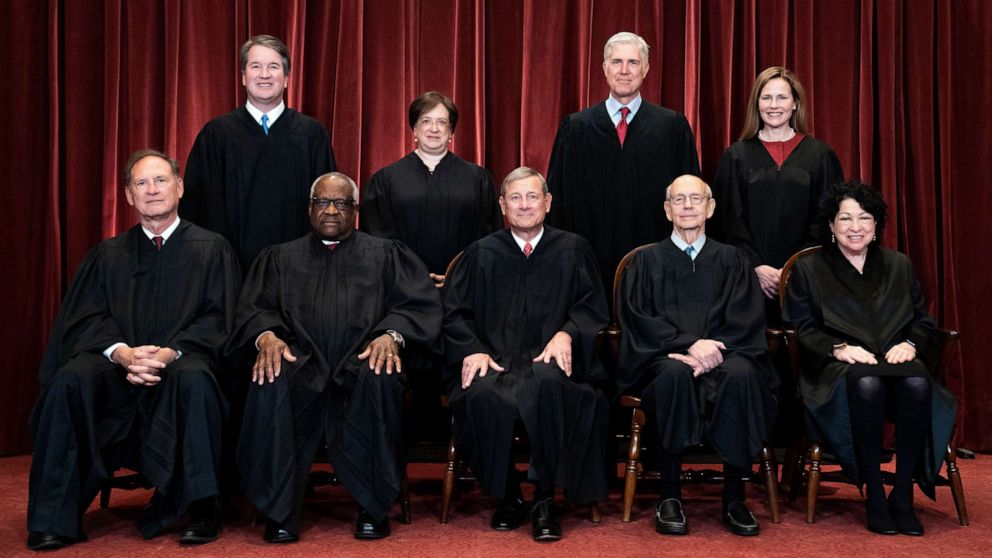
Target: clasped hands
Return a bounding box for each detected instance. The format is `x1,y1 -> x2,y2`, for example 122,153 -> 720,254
112,345 -> 178,386
668,338 -> 726,377
460,331 -> 573,389
253,331 -> 401,385
832,341 -> 916,365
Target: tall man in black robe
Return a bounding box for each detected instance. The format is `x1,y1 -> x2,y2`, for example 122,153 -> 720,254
232,172 -> 441,543
180,34 -> 336,270
617,175 -> 778,537
547,31 -> 700,291
444,167 -> 610,542
27,150 -> 240,551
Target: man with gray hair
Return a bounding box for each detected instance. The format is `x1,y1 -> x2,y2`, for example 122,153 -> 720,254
231,172 -> 441,543
547,31 -> 699,291
181,34 -> 336,271
443,167 -> 610,542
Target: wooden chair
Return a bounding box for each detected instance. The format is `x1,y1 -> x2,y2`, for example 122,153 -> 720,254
610,243 -> 782,523
439,252 -> 601,525
778,245 -> 968,525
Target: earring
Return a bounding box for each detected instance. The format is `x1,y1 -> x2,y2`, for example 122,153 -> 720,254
831,234 -> 836,244
873,234 -> 877,242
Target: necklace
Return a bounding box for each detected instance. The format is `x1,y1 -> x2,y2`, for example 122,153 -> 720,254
758,127 -> 796,142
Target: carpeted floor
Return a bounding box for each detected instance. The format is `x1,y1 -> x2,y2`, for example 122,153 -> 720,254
1,454 -> 989,557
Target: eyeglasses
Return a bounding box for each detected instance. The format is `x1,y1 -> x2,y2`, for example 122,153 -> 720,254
311,197 -> 355,211
667,194 -> 710,206
418,117 -> 450,129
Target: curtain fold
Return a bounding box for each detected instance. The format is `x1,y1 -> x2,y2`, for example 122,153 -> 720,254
4,0 -> 990,454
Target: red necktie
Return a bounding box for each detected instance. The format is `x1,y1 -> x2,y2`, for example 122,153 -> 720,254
524,242 -> 533,257
327,242 -> 338,251
617,106 -> 630,146
152,236 -> 163,251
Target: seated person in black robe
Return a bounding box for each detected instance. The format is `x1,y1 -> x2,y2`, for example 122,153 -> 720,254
231,172 -> 442,543
443,167 -> 610,543
617,175 -> 778,537
546,31 -> 700,293
27,150 -> 240,551
783,181 -> 956,536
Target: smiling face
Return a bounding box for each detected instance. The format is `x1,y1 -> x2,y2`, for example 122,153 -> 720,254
757,77 -> 797,132
413,103 -> 452,155
663,175 -> 715,236
603,42 -> 649,104
125,155 -> 184,223
499,175 -> 551,235
309,177 -> 357,241
830,197 -> 876,257
241,44 -> 287,111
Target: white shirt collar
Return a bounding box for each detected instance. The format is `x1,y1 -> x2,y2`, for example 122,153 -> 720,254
670,232 -> 706,260
605,94 -> 643,125
511,227 -> 544,253
246,100 -> 286,127
141,217 -> 181,243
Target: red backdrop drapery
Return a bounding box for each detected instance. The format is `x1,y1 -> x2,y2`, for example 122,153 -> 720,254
3,0 -> 990,454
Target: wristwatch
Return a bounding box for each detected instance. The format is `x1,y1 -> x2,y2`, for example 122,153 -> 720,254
386,329 -> 405,348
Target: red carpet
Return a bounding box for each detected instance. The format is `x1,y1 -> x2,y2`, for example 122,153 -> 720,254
1,455 -> 989,557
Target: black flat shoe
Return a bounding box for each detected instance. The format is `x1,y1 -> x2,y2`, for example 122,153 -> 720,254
865,503 -> 898,535
723,501 -> 759,536
888,495 -> 924,536
263,519 -> 299,543
654,498 -> 688,535
180,498 -> 221,545
531,499 -> 562,542
491,497 -> 525,531
354,509 -> 391,540
26,532 -> 79,551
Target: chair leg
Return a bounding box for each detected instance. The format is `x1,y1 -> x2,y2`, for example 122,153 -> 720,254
945,444 -> 969,526
622,409 -> 645,522
760,445 -> 781,523
589,502 -> 601,523
786,436 -> 809,502
400,471 -> 412,524
805,443 -> 822,524
440,434 -> 457,524
100,484 -> 111,509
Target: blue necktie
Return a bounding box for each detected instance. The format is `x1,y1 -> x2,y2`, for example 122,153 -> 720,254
261,114 -> 270,135
685,245 -> 695,260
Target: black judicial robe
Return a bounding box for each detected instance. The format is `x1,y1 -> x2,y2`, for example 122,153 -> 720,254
231,232 -> 441,530
360,151 -> 502,275
28,221 -> 240,539
180,107 -> 336,269
547,101 -> 700,290
617,238 -> 778,468
783,245 -> 956,495
711,136 -> 842,269
443,227 -> 610,503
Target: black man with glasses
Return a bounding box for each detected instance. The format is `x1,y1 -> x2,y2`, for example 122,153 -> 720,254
231,172 -> 441,543
616,175 -> 778,537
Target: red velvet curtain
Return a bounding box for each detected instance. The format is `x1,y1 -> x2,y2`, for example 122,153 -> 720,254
4,0 -> 990,454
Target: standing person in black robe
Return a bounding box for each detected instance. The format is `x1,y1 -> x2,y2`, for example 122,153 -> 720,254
547,31 -> 699,292
180,34 -> 336,271
444,167 -> 610,542
26,150 -> 240,551
360,91 -> 501,444
711,67 -> 843,324
783,181 -> 956,536
617,175 -> 778,537
232,172 -> 441,543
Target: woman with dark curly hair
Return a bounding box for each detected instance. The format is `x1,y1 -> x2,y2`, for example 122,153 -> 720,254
712,67 -> 843,324
783,181 -> 957,536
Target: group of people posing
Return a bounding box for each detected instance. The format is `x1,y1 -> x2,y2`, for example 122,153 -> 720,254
25,31 -> 956,551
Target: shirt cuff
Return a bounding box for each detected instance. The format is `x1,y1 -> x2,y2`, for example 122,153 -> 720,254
104,342 -> 127,362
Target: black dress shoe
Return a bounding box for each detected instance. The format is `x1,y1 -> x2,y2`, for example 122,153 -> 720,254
180,498 -> 221,545
654,498 -> 688,535
865,502 -> 898,535
26,532 -> 78,551
888,495 -> 924,536
723,501 -> 759,536
531,499 -> 562,542
263,519 -> 299,543
354,509 -> 391,540
491,497 -> 525,531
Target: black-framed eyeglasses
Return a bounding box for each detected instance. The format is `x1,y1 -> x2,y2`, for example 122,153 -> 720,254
667,194 -> 710,206
311,197 -> 356,211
